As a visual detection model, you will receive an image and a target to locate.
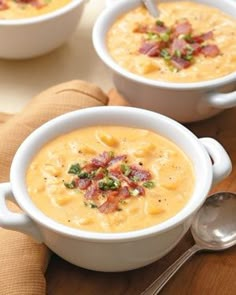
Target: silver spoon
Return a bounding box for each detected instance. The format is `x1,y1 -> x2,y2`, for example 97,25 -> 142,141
141,192 -> 236,295
142,0 -> 159,18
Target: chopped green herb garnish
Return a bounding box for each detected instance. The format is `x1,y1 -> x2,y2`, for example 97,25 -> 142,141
64,180 -> 76,189
184,54 -> 193,61
89,203 -> 98,209
120,200 -> 128,205
174,49 -> 181,57
146,32 -> 160,41
68,163 -> 81,175
160,49 -> 171,60
156,19 -> 164,26
109,151 -> 115,158
143,181 -> 155,189
84,202 -> 98,208
183,34 -> 193,42
131,175 -> 140,182
79,172 -> 90,179
186,44 -> 194,54
160,32 -> 170,42
99,177 -> 121,191
121,163 -> 131,176
130,188 -> 140,196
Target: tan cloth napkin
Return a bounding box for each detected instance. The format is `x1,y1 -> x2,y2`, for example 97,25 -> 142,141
0,80 -> 110,295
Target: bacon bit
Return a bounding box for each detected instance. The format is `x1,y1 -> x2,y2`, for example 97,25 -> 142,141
0,0 -> 8,10
91,151 -> 113,168
201,44 -> 220,57
173,20 -> 192,37
31,1 -> 46,9
190,42 -> 202,54
170,56 -> 191,70
99,193 -> 119,214
109,169 -> 123,179
151,24 -> 169,34
130,165 -> 152,181
139,42 -> 162,57
16,0 -> 34,2
84,183 -> 99,200
121,174 -> 137,188
15,0 -> 46,9
170,38 -> 188,55
136,186 -> 145,196
109,155 -> 127,166
77,178 -> 92,190
192,31 -> 214,43
82,163 -> 97,173
133,24 -> 148,33
93,171 -> 105,181
118,186 -> 130,200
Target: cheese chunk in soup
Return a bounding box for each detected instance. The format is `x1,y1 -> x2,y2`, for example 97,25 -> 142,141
106,1 -> 236,82
26,126 -> 195,233
0,0 -> 71,19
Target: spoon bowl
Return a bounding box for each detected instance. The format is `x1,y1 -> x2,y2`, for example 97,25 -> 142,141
142,192 -> 236,295
191,192 -> 236,251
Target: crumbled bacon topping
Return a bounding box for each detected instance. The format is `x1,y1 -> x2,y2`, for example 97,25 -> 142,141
135,18 -> 220,70
0,0 -> 8,10
64,151 -> 155,213
173,20 -> 192,37
13,0 -> 46,9
201,44 -> 220,57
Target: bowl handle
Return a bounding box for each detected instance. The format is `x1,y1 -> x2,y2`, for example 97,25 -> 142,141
199,138 -> 232,186
205,90 -> 236,109
0,182 -> 43,243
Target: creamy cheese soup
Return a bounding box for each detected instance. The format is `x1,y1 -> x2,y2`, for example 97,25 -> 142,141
26,126 -> 195,233
106,1 -> 236,82
0,0 -> 71,19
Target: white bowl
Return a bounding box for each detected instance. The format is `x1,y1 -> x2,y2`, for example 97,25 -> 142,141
0,0 -> 85,59
93,0 -> 236,123
0,106 -> 232,271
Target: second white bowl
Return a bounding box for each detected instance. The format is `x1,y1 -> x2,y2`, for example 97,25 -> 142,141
0,0 -> 85,59
93,0 -> 236,122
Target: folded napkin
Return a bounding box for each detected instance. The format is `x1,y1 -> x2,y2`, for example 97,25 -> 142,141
0,80 -> 110,295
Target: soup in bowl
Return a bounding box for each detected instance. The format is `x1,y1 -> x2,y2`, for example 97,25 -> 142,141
93,0 -> 236,122
0,0 -> 72,19
0,106 -> 232,271
0,0 -> 85,59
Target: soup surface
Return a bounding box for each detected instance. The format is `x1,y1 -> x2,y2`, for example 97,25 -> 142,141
0,0 -> 71,19
106,1 -> 236,82
26,126 -> 195,233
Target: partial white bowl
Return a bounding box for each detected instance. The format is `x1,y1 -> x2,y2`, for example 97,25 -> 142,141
93,0 -> 236,122
0,0 -> 85,59
0,106 -> 232,271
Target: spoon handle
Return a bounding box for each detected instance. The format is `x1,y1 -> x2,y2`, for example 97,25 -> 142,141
141,244 -> 202,295
142,0 -> 159,18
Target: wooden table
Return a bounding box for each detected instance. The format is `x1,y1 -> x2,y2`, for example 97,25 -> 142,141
46,107 -> 236,295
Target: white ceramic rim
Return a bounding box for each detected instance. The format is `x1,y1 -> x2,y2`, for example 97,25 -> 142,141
0,0 -> 84,26
92,0 -> 236,90
10,106 -> 212,242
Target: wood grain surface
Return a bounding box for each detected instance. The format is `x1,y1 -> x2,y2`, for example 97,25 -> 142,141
45,107 -> 236,295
